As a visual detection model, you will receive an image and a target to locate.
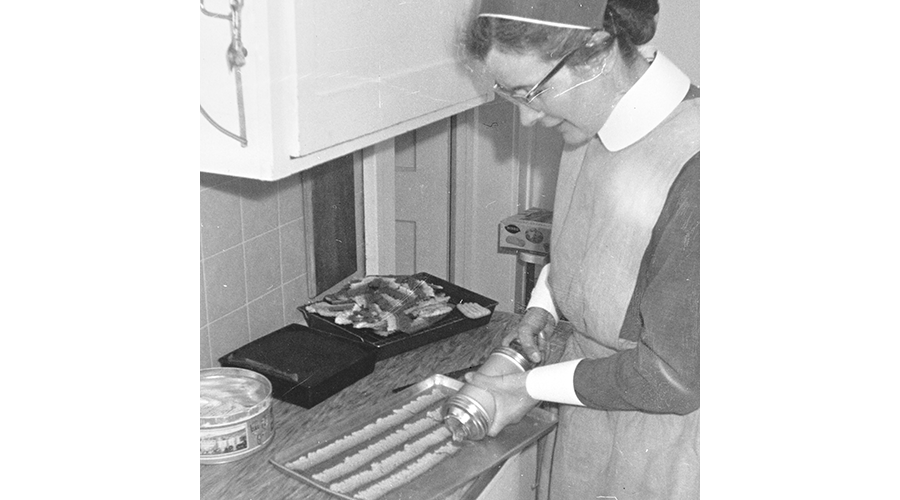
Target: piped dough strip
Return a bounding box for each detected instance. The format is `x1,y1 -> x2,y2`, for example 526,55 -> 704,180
311,414 -> 440,483
354,440 -> 460,500
285,389 -> 445,471
329,426 -> 452,494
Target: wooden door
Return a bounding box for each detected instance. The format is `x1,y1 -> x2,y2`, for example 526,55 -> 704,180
394,119 -> 452,279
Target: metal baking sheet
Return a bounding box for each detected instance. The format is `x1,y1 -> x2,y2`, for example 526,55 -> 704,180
270,375 -> 557,500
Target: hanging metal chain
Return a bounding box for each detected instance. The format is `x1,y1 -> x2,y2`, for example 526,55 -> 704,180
200,0 -> 248,147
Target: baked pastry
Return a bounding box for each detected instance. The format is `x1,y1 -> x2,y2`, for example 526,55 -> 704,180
304,275 -> 452,335
456,302 -> 491,320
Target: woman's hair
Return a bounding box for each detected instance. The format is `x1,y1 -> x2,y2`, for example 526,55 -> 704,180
464,0 -> 658,67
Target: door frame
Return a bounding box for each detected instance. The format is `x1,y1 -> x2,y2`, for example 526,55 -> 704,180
361,102 -> 522,312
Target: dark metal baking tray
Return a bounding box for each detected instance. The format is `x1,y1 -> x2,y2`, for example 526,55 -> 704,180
270,374 -> 557,500
300,273 -> 499,360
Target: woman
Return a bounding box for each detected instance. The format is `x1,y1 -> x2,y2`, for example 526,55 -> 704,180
461,0 -> 700,499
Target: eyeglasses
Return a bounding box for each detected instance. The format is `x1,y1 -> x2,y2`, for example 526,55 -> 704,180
492,48 -> 579,107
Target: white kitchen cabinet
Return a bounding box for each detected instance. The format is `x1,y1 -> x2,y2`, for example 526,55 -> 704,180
200,0 -> 492,181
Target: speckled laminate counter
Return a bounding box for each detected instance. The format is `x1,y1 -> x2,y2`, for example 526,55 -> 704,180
200,311 -> 571,500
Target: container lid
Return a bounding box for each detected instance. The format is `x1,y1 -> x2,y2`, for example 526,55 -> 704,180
200,367 -> 272,428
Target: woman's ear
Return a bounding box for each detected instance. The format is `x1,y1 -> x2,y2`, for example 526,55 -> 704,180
578,31 -> 616,77
585,30 -> 613,48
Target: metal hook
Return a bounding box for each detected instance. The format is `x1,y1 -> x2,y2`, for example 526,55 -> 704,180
199,0 -> 230,20
200,0 -> 248,147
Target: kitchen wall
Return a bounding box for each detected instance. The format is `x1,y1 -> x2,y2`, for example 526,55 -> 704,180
200,172 -> 310,369
653,0 -> 700,85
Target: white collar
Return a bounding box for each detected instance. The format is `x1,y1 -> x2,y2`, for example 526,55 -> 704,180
598,49 -> 692,152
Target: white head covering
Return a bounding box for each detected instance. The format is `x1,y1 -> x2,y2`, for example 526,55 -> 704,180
477,0 -> 609,30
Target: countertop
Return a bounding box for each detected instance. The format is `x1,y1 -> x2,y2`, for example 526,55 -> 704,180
200,311 -> 571,500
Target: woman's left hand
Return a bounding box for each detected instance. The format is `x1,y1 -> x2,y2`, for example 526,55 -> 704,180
464,370 -> 539,437
502,307 -> 556,364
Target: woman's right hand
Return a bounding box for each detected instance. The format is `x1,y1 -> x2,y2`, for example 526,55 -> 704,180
463,370 -> 538,437
503,307 -> 556,364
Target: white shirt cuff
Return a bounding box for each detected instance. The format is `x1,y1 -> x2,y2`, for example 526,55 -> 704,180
525,359 -> 585,406
525,264 -> 559,322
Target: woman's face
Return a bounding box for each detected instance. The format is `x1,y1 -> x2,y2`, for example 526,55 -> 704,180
484,48 -> 606,145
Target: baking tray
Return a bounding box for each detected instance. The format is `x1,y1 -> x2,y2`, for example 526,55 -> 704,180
300,273 -> 499,360
270,375 -> 557,500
